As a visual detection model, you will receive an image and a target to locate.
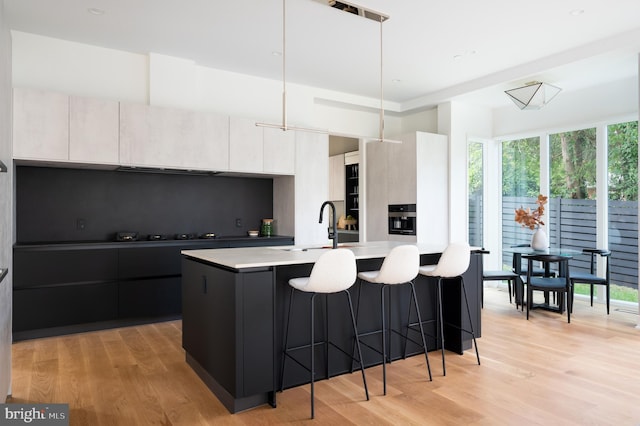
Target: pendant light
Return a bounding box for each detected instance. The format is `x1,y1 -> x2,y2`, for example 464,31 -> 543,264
256,0 -> 328,134
504,81 -> 562,110
370,13 -> 401,144
324,1 -> 400,143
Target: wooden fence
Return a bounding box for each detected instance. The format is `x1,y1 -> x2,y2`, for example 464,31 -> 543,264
470,196 -> 638,289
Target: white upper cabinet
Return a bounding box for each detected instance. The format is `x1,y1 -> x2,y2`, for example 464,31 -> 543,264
69,96 -> 119,164
387,136 -> 418,205
328,154 -> 345,201
365,142 -> 389,241
13,88 -> 69,161
120,103 -> 229,171
229,117 -> 264,173
14,89 -> 294,176
263,127 -> 295,175
198,112 -> 230,172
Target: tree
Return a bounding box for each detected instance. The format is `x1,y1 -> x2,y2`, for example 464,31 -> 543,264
549,128 -> 596,199
502,137 -> 540,196
608,121 -> 638,201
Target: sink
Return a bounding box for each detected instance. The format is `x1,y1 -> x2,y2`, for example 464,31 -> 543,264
272,244 -> 357,251
274,247 -> 322,252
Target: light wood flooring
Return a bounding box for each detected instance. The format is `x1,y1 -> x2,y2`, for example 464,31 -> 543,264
9,287 -> 640,425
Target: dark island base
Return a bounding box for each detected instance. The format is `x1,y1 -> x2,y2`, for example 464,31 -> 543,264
182,252 -> 482,413
186,353 -> 276,413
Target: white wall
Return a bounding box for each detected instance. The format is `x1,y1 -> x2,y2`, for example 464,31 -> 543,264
437,101 -> 493,244
11,31 -> 148,103
11,31 -> 403,141
0,0 -> 13,401
401,108 -> 438,134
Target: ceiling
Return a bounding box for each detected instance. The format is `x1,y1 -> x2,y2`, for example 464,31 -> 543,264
4,0 -> 640,112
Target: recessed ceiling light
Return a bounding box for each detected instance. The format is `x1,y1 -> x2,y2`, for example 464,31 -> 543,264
87,7 -> 105,15
454,50 -> 477,61
271,51 -> 282,56
569,9 -> 584,16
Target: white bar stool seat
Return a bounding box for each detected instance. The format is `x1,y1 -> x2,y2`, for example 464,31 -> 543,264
280,248 -> 369,419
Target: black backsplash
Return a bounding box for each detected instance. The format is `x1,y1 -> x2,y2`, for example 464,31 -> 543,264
16,166 -> 275,243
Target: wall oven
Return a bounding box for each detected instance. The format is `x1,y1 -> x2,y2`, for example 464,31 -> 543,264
388,204 -> 416,235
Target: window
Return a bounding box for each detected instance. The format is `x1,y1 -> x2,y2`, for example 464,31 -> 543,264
548,128 -> 597,246
501,137 -> 540,267
468,141 -> 483,247
607,121 -> 638,303
494,123 -> 638,306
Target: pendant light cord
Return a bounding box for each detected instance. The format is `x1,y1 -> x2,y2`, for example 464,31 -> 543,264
379,16 -> 384,142
282,0 -> 287,130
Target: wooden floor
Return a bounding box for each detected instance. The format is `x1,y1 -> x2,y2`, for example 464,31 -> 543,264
9,287 -> 640,425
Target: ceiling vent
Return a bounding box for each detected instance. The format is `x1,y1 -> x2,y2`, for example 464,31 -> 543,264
323,1 -> 389,22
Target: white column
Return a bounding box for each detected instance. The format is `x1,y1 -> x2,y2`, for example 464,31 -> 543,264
596,124 -> 609,304
539,133 -> 550,231
636,53 -> 640,328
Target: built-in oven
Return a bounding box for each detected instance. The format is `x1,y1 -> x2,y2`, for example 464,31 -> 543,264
388,204 -> 416,235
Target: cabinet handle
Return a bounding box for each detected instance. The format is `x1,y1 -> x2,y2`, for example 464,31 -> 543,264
202,276 -> 207,294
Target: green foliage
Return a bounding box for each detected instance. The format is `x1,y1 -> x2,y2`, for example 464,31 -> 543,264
608,121 -> 638,201
574,283 -> 638,303
500,121 -> 637,201
502,137 -> 540,196
468,142 -> 483,195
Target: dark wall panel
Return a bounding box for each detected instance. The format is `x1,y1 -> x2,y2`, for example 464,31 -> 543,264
16,166 -> 274,243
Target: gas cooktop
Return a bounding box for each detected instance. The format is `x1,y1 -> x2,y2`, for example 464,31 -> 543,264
115,232 -> 217,242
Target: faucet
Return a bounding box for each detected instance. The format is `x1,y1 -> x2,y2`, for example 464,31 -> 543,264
319,201 -> 338,249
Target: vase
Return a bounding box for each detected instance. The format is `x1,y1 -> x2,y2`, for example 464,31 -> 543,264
531,228 -> 548,250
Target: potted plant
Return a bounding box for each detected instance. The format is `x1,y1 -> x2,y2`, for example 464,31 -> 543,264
514,194 -> 548,250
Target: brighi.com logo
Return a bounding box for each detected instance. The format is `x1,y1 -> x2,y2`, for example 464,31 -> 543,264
0,404 -> 68,426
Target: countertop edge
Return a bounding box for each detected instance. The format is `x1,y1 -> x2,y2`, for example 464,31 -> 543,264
13,236 -> 295,251
181,241 -> 459,270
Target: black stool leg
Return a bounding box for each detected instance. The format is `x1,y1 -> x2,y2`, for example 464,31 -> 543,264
349,279 -> 362,374
310,293 -> 317,419
380,284 -> 388,395
344,289 -> 369,401
409,281 -> 432,381
324,295 -> 330,380
436,278 -> 446,376
460,277 -> 480,366
280,287 -> 295,392
402,284 -> 413,359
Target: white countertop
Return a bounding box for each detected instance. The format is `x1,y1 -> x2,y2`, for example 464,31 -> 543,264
182,241 -> 449,269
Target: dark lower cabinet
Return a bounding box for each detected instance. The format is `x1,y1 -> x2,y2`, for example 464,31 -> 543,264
13,282 -> 118,332
12,237 -> 293,340
182,257 -> 275,413
118,277 -> 182,318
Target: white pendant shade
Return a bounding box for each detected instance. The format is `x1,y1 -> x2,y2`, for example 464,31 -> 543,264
505,82 -> 561,110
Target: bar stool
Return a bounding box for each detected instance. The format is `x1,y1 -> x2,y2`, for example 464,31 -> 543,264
280,248 -> 368,419
354,244 -> 432,395
418,242 -> 480,376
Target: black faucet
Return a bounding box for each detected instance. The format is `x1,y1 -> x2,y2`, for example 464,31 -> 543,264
319,201 -> 338,249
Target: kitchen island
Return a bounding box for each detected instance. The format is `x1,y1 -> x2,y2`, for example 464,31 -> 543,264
181,241 -> 483,413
